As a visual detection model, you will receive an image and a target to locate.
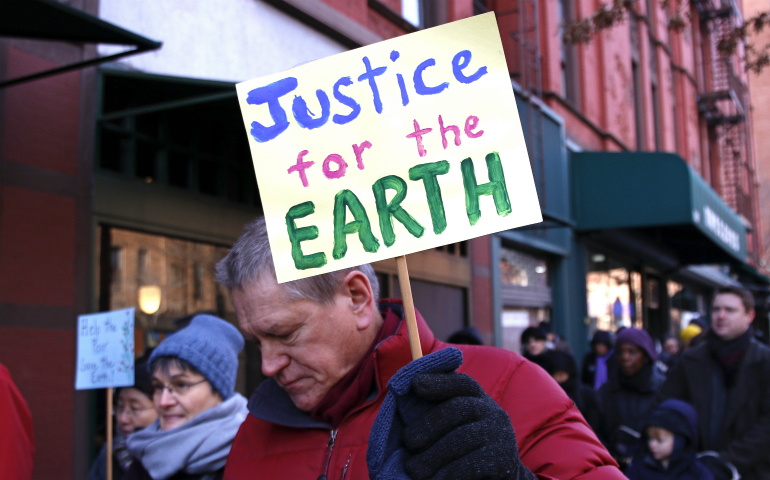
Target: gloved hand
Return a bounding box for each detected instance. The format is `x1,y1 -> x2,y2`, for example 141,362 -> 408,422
401,372 -> 536,480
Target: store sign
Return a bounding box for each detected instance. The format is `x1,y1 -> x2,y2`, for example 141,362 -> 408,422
236,13 -> 541,283
75,308 -> 135,390
702,206 -> 741,253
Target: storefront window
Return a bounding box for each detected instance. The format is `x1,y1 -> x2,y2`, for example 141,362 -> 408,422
499,247 -> 551,353
96,226 -> 233,356
669,281 -> 705,335
500,248 -> 549,287
586,251 -> 642,332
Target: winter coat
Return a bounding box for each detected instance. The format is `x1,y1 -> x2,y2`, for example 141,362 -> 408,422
124,462 -> 223,480
125,394 -> 247,480
87,443 -> 127,480
658,339 -> 770,480
597,363 -> 666,464
0,363 -> 34,480
626,454 -> 714,480
223,301 -> 625,480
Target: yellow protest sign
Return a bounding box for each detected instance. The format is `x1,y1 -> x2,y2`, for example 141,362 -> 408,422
236,12 -> 541,283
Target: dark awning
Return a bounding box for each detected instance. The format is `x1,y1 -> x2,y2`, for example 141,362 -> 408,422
572,152 -> 748,264
0,0 -> 161,88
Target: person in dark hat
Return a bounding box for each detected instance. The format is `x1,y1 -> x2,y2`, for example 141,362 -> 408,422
446,326 -> 483,345
582,330 -> 615,390
626,400 -> 714,480
597,327 -> 666,470
520,326 -> 548,362
87,357 -> 157,480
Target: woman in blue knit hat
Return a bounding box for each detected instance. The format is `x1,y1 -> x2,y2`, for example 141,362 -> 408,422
125,314 -> 248,480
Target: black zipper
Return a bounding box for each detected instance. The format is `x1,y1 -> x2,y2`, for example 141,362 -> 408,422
317,428 -> 337,480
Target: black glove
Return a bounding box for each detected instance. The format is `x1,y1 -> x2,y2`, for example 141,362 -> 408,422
401,372 -> 536,480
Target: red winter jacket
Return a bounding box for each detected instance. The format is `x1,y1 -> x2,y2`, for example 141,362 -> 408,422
0,363 -> 35,480
224,302 -> 623,480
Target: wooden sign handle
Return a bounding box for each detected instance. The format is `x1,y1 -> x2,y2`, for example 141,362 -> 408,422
396,255 -> 423,360
107,386 -> 113,480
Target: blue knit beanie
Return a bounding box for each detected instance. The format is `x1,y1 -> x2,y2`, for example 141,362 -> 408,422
150,314 -> 244,399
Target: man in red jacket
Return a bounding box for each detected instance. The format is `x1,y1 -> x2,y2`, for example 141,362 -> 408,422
216,217 -> 623,480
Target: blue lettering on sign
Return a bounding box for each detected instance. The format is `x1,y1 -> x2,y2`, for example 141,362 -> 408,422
452,50 -> 487,84
357,56 -> 388,114
413,58 -> 449,95
246,49 -> 487,142
292,90 -> 331,130
332,77 -> 361,125
246,77 -> 298,143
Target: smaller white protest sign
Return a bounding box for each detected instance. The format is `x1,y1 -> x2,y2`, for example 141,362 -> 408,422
75,308 -> 135,390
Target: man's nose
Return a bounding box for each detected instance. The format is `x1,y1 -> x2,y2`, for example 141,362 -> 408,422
261,343 -> 290,377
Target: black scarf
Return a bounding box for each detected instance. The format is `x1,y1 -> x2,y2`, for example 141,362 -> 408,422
618,362 -> 653,393
707,326 -> 753,388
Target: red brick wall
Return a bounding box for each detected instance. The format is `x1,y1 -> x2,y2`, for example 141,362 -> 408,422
2,48 -> 80,175
470,236 -> 494,344
0,328 -> 75,480
0,187 -> 76,306
0,46 -> 83,480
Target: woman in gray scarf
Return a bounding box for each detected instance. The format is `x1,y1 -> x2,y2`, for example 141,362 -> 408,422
125,315 -> 248,480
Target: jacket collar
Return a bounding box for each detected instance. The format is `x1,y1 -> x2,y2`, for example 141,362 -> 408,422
372,299 -> 436,396
246,299 -> 436,429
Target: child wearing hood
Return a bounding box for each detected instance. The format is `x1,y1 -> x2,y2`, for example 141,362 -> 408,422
626,399 -> 714,480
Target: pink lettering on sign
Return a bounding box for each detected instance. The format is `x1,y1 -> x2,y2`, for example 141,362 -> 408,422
464,115 -> 484,138
323,154 -> 348,179
439,115 -> 461,149
288,150 -> 314,187
352,141 -> 372,170
406,119 -> 433,157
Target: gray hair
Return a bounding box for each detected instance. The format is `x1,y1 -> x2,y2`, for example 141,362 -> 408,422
215,217 -> 380,305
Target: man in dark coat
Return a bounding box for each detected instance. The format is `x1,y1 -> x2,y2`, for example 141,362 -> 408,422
658,285 -> 770,480
598,327 -> 666,470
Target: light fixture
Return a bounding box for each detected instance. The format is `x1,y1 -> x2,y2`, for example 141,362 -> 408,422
591,254 -> 606,263
535,265 -> 546,274
138,285 -> 161,315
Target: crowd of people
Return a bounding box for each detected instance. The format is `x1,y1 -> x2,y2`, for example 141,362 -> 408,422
513,285 -> 770,480
5,216 -> 764,480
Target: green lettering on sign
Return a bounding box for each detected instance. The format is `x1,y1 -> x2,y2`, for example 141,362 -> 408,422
372,175 -> 425,247
461,152 -> 512,225
285,201 -> 327,270
408,160 -> 450,234
333,189 -> 380,259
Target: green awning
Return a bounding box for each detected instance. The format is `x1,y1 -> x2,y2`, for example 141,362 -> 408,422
572,152 -> 748,264
0,0 -> 161,88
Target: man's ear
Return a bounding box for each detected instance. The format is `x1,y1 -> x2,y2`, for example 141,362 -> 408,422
340,270 -> 375,330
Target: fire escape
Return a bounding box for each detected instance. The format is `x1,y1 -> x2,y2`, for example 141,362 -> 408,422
696,0 -> 760,261
481,0 -> 546,218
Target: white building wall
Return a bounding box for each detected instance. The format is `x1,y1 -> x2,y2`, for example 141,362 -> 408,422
98,0 -> 347,83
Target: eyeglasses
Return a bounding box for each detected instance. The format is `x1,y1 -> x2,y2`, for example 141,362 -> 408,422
114,405 -> 152,417
151,379 -> 207,398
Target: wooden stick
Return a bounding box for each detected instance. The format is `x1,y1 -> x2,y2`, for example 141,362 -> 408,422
396,255 -> 423,360
107,387 -> 113,480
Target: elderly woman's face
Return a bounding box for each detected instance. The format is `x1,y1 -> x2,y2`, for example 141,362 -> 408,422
116,387 -> 157,435
151,364 -> 222,431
